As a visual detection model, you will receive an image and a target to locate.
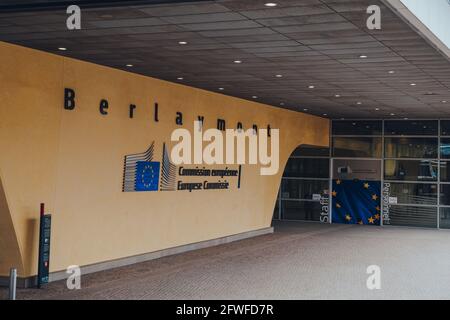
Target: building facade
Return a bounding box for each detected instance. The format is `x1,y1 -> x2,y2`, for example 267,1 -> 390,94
274,119 -> 450,229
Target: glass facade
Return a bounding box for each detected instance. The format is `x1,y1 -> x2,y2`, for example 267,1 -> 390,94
333,137 -> 382,158
384,120 -> 438,136
384,159 -> 438,181
275,119 -> 450,230
384,137 -> 438,159
273,146 -> 329,222
440,121 -> 450,228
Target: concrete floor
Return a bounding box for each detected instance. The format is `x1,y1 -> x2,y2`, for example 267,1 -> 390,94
2,221 -> 450,300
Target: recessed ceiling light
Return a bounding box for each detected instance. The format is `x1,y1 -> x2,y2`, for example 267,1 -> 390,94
308,85 -> 315,89
264,2 -> 278,7
58,47 -> 67,51
177,77 -> 184,80
178,41 -> 188,45
388,70 -> 395,74
280,102 -> 285,106
252,95 -> 258,99
234,60 -> 242,64
218,87 -> 224,91
335,94 -> 341,98
126,64 -> 133,67
323,113 -> 328,116
359,55 -> 368,58
390,113 -> 396,116
442,100 -> 447,103
303,108 -> 308,111
410,83 -> 417,86
356,102 -> 362,105
275,74 -> 283,78
404,118 -> 409,120
375,108 -> 380,111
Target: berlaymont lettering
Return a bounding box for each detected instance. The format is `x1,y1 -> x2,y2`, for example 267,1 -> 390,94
63,87 -> 279,195
63,87 -> 273,135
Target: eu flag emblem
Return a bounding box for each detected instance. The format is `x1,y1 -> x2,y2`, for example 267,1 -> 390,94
135,161 -> 160,192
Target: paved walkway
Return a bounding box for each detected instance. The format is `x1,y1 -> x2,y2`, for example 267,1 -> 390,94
2,221 -> 450,299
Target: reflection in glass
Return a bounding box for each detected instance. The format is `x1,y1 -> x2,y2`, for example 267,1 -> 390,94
389,182 -> 438,205
440,208 -> 450,229
441,138 -> 450,159
441,120 -> 450,136
384,159 -> 438,181
384,120 -> 438,136
281,179 -> 328,200
281,200 -> 321,221
441,161 -> 450,182
290,145 -> 330,157
333,137 -> 382,158
332,120 -> 382,136
388,205 -> 437,228
440,184 -> 450,206
384,137 -> 438,159
283,158 -> 329,178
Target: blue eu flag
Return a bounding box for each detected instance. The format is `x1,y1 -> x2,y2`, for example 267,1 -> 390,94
135,161 -> 160,192
332,179 -> 381,226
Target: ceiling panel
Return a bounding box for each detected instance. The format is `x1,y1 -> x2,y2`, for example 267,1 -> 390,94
0,0 -> 449,119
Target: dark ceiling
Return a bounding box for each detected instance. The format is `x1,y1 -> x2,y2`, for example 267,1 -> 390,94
1,0 -> 450,119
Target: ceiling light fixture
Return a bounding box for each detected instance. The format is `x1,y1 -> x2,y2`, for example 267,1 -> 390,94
252,96 -> 258,99
410,83 -> 417,86
359,55 -> 368,58
442,100 -> 447,103
308,85 -> 315,89
177,77 -> 184,80
375,108 -> 380,111
275,74 -> 283,78
234,60 -> 242,64
388,70 -> 395,74
303,108 -> 308,111
356,102 -> 362,105
58,47 -> 67,51
264,3 -> 278,7
280,102 -> 285,106
218,87 -> 224,91
390,113 -> 396,116
178,41 -> 188,45
335,94 -> 341,98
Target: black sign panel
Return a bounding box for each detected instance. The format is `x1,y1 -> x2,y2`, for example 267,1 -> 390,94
37,214 -> 51,288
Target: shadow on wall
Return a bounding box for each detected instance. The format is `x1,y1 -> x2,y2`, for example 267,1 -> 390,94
0,174 -> 24,278
22,218 -> 38,277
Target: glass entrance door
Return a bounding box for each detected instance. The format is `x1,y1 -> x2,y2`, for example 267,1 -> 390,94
331,159 -> 382,225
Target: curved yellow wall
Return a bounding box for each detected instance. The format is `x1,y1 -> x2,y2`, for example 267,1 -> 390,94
0,41 -> 329,277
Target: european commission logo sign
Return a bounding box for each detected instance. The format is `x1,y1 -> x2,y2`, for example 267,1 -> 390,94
135,162 -> 160,192
123,140 -> 242,193
123,142 -> 177,192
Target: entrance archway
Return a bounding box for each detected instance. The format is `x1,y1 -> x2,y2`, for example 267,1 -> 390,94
274,145 -> 330,223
